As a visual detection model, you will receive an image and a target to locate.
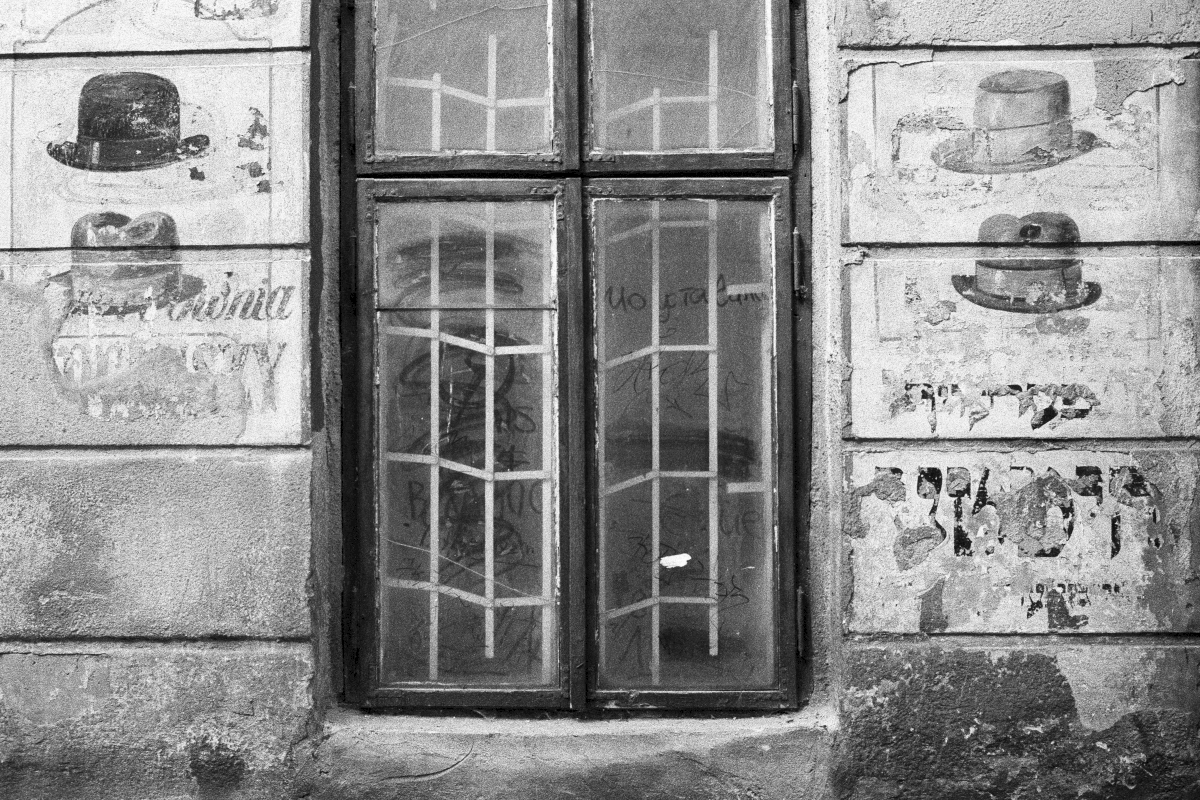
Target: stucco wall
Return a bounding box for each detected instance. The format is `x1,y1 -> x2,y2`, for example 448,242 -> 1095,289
1,0 -> 1198,799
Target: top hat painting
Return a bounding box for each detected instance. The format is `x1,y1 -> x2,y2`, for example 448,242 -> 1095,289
845,53 -> 1200,243
0,0 -> 306,54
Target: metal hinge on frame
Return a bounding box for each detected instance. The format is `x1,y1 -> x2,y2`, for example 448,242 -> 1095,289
791,228 -> 807,306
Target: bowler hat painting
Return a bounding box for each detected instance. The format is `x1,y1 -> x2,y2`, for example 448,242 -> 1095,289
47,72 -> 210,171
844,56 -> 1200,243
932,70 -> 1098,174
952,212 -> 1101,314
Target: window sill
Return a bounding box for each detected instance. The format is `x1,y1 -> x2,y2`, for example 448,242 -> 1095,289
306,704 -> 837,799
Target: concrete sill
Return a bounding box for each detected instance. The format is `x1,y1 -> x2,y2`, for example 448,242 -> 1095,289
309,705 -> 837,799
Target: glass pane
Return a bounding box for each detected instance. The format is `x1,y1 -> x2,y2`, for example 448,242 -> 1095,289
377,305 -> 558,685
594,197 -> 777,690
374,0 -> 554,155
589,0 -> 772,153
377,201 -> 555,309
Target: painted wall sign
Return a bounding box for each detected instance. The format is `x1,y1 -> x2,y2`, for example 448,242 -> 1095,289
847,255 -> 1200,439
0,247 -> 307,445
0,51 -> 308,249
0,0 -> 308,53
844,54 -> 1200,242
845,451 -> 1200,634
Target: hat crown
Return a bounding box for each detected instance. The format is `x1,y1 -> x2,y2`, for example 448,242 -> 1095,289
76,72 -> 181,143
977,212 -> 1080,246
974,69 -> 1070,131
70,212 -> 180,257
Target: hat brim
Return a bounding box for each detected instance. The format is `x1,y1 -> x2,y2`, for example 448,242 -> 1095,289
951,274 -> 1101,314
46,136 -> 211,172
49,272 -> 207,316
932,131 -> 1099,175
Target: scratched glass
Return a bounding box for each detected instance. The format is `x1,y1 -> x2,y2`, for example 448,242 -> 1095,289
588,0 -> 772,153
376,236 -> 558,685
376,201 -> 554,309
374,0 -> 554,154
594,198 -> 776,689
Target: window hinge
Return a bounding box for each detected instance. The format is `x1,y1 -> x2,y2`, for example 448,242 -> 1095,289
791,81 -> 801,153
792,228 -> 807,305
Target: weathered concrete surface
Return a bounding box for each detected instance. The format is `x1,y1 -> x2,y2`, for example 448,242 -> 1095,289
847,256 -> 1200,439
0,451 -> 311,638
0,0 -> 309,54
839,0 -> 1200,47
297,709 -> 836,800
845,450 -> 1200,633
0,642 -> 313,800
0,249 -> 309,445
845,53 -> 1200,243
837,645 -> 1200,800
0,52 -> 309,249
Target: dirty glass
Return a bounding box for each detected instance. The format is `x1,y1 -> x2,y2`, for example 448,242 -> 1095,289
593,198 -> 777,689
376,201 -> 558,686
374,0 -> 554,154
588,0 -> 772,153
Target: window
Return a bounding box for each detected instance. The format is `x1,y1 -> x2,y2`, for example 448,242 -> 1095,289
345,0 -> 802,710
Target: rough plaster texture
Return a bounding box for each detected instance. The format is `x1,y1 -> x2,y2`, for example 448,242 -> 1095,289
0,0 -> 310,54
0,643 -> 313,800
839,0 -> 1200,47
0,451 -> 311,638
837,645 -> 1200,799
0,249 -> 309,445
845,450 -> 1200,633
847,254 -> 1200,438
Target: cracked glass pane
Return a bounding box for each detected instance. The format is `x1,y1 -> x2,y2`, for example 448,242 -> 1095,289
375,0 -> 554,154
589,0 -> 772,153
593,197 -> 777,689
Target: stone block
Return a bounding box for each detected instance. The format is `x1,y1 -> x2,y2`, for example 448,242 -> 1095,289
839,645 -> 1200,799
847,255 -> 1200,438
0,451 -> 311,638
839,0 -> 1200,47
0,0 -> 309,53
0,642 -> 312,798
0,51 -> 308,248
0,249 -> 308,445
845,53 -> 1200,243
845,450 -> 1200,634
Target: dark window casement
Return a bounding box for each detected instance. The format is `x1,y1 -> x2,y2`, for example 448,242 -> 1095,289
344,0 -> 807,711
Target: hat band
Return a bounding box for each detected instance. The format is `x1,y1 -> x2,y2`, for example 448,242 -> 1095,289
75,134 -> 181,168
976,263 -> 1082,300
971,120 -> 1073,165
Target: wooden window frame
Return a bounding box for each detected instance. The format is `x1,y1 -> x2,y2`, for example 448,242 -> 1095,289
346,178 -> 586,709
584,177 -> 797,710
580,0 -> 794,174
355,0 -> 580,174
341,0 -> 806,712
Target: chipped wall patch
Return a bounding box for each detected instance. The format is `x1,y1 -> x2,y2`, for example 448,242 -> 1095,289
845,451 -> 1200,634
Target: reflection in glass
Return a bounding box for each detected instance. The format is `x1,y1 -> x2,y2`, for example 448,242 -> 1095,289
377,202 -> 558,687
374,0 -> 554,155
594,197 -> 777,689
589,0 -> 772,153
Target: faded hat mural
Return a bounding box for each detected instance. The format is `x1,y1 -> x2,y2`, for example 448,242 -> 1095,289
55,211 -> 203,313
952,212 -> 1101,314
47,72 -> 210,171
932,69 -> 1098,174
